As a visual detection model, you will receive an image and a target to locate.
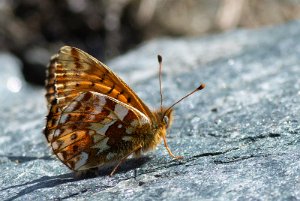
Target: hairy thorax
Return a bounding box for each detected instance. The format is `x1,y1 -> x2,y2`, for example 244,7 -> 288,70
138,107 -> 174,154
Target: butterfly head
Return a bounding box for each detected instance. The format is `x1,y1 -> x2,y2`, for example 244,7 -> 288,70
156,107 -> 174,129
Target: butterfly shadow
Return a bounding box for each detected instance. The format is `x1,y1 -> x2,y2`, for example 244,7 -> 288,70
1,172 -> 76,201
0,154 -> 53,163
76,156 -> 152,178
1,156 -> 151,201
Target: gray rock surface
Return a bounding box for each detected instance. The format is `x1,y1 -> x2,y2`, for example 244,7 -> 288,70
1,21 -> 300,200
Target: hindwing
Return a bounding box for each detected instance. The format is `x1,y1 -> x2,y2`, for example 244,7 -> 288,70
45,91 -> 151,170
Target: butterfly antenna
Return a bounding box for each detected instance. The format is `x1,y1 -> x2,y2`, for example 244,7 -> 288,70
158,55 -> 163,112
163,83 -> 206,117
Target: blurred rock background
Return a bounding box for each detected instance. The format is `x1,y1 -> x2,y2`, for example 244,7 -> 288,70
1,0 -> 300,85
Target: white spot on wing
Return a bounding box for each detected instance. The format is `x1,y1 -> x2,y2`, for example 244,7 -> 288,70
48,133 -> 53,142
114,104 -> 128,120
98,96 -> 106,105
52,141 -> 59,150
60,114 -> 69,123
92,134 -> 106,143
93,138 -> 110,154
57,153 -> 64,160
54,129 -> 61,137
74,152 -> 89,170
94,120 -> 116,135
94,95 -> 106,114
118,124 -> 122,128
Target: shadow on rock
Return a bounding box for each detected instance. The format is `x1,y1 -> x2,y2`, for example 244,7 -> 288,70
1,173 -> 75,201
1,156 -> 151,201
75,156 -> 151,178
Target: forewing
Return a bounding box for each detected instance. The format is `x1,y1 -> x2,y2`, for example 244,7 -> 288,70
45,46 -> 153,119
45,91 -> 151,171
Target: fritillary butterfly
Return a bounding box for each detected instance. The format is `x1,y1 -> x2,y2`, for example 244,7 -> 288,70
44,46 -> 205,176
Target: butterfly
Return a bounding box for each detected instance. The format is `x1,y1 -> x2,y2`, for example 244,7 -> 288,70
44,46 -> 205,176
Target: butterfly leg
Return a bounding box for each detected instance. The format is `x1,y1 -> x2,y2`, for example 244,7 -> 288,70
109,144 -> 143,176
162,135 -> 183,160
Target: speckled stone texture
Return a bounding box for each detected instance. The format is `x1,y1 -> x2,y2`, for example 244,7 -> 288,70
1,21 -> 300,200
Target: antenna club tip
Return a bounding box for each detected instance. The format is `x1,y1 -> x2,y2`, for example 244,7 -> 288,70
198,83 -> 206,90
157,55 -> 162,63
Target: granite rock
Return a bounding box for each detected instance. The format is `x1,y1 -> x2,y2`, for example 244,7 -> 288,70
1,21 -> 300,200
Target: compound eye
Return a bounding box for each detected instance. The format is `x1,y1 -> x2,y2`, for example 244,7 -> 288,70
163,116 -> 169,126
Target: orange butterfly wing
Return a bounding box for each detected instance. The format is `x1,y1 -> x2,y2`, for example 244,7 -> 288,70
46,46 -> 153,118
